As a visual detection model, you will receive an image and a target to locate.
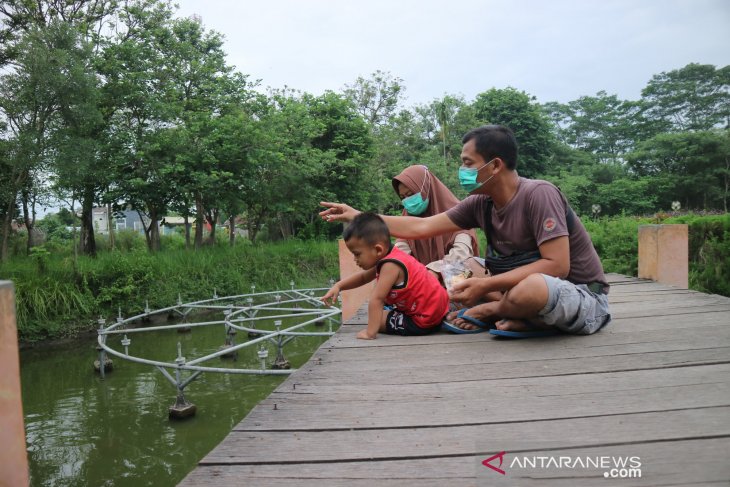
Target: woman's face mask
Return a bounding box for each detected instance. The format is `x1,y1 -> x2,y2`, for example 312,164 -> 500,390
401,167 -> 430,216
402,192 -> 429,215
458,158 -> 496,193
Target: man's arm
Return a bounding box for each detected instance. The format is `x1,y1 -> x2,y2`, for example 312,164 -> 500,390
320,201 -> 462,239
449,236 -> 570,306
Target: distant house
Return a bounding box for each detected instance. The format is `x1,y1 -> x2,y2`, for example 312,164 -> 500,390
160,216 -> 191,236
92,207 -> 151,235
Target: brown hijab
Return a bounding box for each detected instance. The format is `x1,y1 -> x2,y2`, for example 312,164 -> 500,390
392,165 -> 480,265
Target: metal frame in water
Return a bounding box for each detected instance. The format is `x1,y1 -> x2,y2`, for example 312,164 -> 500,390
95,282 -> 341,418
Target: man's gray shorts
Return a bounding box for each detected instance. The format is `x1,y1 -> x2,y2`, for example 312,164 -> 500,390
538,274 -> 611,335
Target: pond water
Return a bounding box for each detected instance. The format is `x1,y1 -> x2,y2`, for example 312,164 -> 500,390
20,306 -> 333,486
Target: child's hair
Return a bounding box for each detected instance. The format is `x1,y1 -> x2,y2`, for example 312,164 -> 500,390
343,212 -> 391,247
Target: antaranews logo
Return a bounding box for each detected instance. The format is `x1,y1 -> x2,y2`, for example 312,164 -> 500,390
481,452 -> 642,479
482,451 -> 506,475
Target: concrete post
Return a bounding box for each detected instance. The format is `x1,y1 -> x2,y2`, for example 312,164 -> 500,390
638,224 -> 689,289
0,281 -> 29,487
338,239 -> 374,321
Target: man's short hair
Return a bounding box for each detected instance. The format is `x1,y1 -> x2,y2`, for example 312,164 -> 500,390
462,125 -> 518,170
343,212 -> 391,247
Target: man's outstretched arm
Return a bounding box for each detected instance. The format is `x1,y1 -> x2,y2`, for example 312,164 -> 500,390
319,201 -> 462,239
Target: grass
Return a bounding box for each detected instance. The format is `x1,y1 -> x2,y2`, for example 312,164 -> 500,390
1,239 -> 339,343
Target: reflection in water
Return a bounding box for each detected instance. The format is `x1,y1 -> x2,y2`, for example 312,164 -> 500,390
21,311 -> 332,486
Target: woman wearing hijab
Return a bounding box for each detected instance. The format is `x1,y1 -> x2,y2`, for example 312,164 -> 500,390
392,165 -> 479,278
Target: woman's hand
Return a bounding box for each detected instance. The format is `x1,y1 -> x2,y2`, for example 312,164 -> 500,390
319,202 -> 361,223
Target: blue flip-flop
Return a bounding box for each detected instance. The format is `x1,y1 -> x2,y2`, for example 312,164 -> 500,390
457,308 -> 495,329
489,320 -> 561,339
442,308 -> 493,334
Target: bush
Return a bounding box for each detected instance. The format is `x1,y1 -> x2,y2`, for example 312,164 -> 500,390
583,213 -> 729,296
583,216 -> 642,276
2,240 -> 340,343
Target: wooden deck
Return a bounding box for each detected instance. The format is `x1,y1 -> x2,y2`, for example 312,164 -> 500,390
179,274 -> 730,486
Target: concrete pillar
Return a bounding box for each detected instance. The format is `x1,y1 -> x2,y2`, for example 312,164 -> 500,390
638,224 -> 689,289
0,281 -> 29,487
338,239 -> 374,321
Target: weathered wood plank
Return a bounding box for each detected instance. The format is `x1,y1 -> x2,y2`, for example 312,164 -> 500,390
291,347 -> 730,386
329,317 -> 730,351
179,438 -> 730,486
205,407 -> 730,464
241,368 -> 730,430
265,362 -> 730,400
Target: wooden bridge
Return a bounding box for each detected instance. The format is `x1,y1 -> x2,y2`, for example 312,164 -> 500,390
179,273 -> 730,486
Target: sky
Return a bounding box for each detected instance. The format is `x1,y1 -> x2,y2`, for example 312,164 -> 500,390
173,0 -> 730,108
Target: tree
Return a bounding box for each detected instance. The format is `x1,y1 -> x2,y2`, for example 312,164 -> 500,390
0,1 -> 119,258
0,0 -> 116,67
472,88 -> 553,177
98,0 -> 181,251
300,91 -> 373,237
50,22 -> 108,257
542,92 -> 653,163
343,70 -> 404,128
0,22 -> 71,259
642,63 -> 730,132
163,16 -> 249,249
414,95 -> 473,168
627,129 -> 730,211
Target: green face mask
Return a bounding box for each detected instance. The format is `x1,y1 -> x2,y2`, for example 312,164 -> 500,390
458,158 -> 496,193
401,166 -> 430,216
402,193 -> 429,215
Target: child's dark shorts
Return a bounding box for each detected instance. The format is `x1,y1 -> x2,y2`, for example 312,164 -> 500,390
384,310 -> 441,336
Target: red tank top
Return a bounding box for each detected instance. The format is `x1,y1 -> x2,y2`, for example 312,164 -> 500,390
376,246 -> 449,328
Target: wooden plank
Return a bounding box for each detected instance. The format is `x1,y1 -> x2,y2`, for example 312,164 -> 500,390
179,438 -> 730,486
241,367 -> 730,430
205,407 -> 730,464
291,347 -> 730,386
264,363 -> 730,399
328,318 -> 730,351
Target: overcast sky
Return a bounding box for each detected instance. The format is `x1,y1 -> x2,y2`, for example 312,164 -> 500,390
173,0 -> 730,108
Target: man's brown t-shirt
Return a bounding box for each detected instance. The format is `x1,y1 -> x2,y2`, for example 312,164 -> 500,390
446,177 -> 608,291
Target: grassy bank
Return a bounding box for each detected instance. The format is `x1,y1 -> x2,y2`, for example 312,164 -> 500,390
1,240 -> 339,343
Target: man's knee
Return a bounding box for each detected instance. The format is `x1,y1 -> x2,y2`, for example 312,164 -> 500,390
505,273 -> 548,307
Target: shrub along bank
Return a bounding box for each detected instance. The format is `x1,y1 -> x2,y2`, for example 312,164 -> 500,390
2,213 -> 728,343
2,240 -> 339,343
583,213 -> 730,297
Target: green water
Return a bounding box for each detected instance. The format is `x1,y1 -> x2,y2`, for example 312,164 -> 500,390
20,310 -> 332,486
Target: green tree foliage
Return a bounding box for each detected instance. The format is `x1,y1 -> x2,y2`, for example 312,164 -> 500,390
343,70 -> 404,128
627,130 -> 730,211
543,92 -> 652,163
472,88 -> 553,177
642,63 -> 730,131
0,22 -> 81,259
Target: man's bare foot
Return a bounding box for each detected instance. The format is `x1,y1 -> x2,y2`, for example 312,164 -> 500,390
445,310 -> 477,330
446,303 -> 494,330
495,319 -> 552,332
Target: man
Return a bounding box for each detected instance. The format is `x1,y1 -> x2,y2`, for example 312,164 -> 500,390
321,125 -> 610,337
